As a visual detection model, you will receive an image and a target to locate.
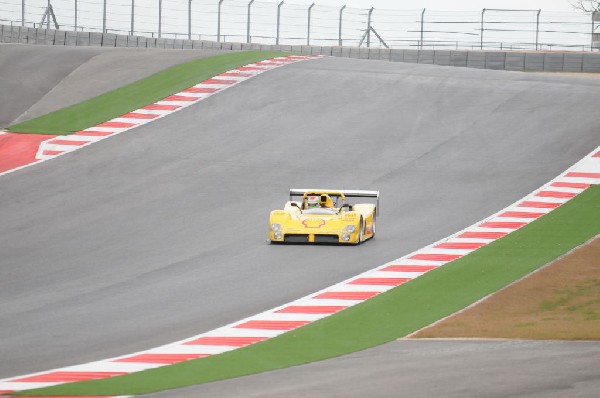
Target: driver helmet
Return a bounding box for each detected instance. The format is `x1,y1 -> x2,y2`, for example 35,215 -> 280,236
307,195 -> 319,208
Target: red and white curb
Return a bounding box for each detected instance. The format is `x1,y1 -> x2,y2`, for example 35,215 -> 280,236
1,147 -> 598,396
0,55 -> 321,178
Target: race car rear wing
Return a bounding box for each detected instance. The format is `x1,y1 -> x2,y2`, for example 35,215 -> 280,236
290,189 -> 379,215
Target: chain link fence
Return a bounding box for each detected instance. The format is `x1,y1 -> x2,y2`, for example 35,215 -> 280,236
1,0 -> 599,51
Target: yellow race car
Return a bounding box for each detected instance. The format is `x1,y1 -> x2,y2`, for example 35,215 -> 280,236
269,189 -> 379,244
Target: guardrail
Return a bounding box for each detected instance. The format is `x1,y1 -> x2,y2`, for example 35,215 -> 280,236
2,23 -> 600,73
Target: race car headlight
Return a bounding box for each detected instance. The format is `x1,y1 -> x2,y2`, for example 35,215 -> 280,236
271,223 -> 282,232
274,231 -> 283,240
342,233 -> 350,241
345,225 -> 356,233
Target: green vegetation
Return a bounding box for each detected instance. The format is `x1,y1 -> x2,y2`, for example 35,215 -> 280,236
8,51 -> 286,135
19,186 -> 600,396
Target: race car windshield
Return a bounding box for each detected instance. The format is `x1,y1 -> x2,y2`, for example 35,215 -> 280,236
302,208 -> 337,215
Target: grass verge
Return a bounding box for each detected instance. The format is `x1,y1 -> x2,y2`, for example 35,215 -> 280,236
412,235 -> 600,339
18,186 -> 600,396
7,51 -> 287,135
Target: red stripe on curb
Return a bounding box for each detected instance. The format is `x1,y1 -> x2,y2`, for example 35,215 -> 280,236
349,277 -> 411,286
409,254 -> 463,261
457,231 -> 508,239
97,121 -> 137,128
12,371 -> 126,383
498,211 -> 544,219
236,66 -> 264,71
551,181 -> 590,189
381,265 -> 438,272
115,353 -> 209,364
74,130 -> 114,136
593,151 -> 600,157
42,150 -> 64,156
0,133 -> 56,173
46,139 -> 87,146
142,104 -> 181,110
234,320 -> 310,330
479,221 -> 527,229
565,172 -> 600,179
183,87 -> 219,94
276,306 -> 347,314
184,337 -> 268,346
219,72 -> 253,77
517,201 -> 561,209
120,112 -> 159,119
535,190 -> 576,199
434,242 -> 486,250
162,95 -> 198,102
314,291 -> 379,300
254,61 -> 282,66
201,78 -> 236,85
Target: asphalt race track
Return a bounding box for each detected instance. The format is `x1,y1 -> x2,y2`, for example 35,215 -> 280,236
1,45 -> 599,396
152,340 -> 600,398
0,44 -> 225,127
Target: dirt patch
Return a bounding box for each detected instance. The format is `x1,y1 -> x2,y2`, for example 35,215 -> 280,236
411,235 -> 600,340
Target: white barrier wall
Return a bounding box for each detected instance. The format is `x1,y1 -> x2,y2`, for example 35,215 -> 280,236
2,24 -> 600,73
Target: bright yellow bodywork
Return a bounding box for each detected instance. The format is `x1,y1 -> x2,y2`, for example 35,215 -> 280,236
268,189 -> 378,245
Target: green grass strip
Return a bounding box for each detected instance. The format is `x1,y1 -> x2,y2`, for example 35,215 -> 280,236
8,51 -> 287,135
19,186 -> 600,396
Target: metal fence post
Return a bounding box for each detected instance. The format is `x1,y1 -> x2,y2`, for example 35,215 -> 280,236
307,3 -> 314,46
188,0 -> 192,39
130,0 -> 135,35
158,0 -> 162,38
535,9 -> 540,50
366,7 -> 373,47
74,0 -> 77,31
592,11 -> 598,51
247,0 -> 254,43
276,1 -> 283,45
46,0 -> 50,30
21,0 -> 25,26
102,0 -> 106,33
480,8 -> 486,50
217,0 -> 224,42
420,8 -> 425,49
592,11 -> 595,51
338,5 -> 345,46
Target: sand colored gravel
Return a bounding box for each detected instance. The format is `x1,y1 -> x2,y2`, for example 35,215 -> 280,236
412,236 -> 600,340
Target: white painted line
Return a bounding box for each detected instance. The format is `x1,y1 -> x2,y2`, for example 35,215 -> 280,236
324,284 -> 394,293
60,361 -> 163,373
144,345 -> 234,355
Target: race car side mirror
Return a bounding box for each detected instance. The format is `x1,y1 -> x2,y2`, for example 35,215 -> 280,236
340,203 -> 353,212
291,202 -> 302,213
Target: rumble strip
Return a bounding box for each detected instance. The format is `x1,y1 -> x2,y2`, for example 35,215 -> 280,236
0,55 -> 320,177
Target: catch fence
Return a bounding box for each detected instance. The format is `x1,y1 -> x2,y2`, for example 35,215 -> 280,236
1,0 -> 599,51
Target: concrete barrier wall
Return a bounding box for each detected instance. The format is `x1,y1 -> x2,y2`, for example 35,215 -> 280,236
2,24 -> 600,73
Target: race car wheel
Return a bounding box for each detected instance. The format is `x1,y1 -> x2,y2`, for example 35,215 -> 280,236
371,214 -> 376,238
358,217 -> 364,244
